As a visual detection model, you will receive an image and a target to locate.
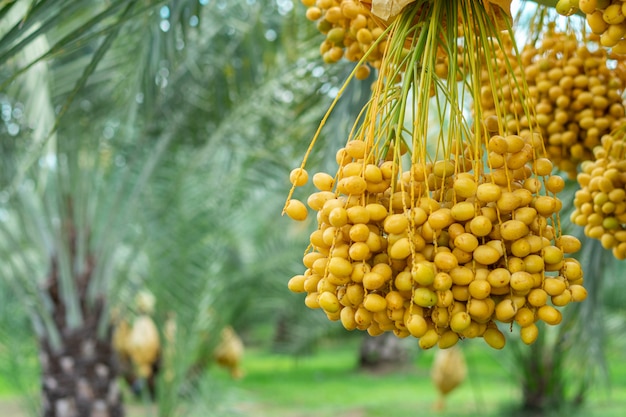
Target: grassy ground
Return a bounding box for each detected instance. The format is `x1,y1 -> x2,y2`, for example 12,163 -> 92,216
208,337 -> 517,417
206,336 -> 626,417
2,335 -> 626,416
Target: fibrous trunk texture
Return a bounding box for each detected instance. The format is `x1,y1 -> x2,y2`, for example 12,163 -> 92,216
40,324 -> 123,417
40,244 -> 124,417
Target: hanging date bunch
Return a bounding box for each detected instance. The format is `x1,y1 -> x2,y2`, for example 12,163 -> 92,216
301,0 -> 389,79
571,128 -> 626,259
556,0 -> 626,54
284,0 -> 587,350
476,11 -> 626,178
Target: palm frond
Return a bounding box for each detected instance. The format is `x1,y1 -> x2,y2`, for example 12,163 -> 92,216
0,0 -> 377,412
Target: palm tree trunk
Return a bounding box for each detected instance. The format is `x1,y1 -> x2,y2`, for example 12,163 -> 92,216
358,333 -> 410,372
39,326 -> 123,417
40,249 -> 124,416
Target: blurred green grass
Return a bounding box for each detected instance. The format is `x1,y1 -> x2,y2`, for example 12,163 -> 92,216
207,336 -> 626,417
2,335 -> 626,417
209,337 -> 518,417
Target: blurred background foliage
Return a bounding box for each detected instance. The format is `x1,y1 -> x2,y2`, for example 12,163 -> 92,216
0,0 -> 375,415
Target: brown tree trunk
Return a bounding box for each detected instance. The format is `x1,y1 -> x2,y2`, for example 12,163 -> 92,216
40,322 -> 124,417
39,206 -> 125,417
358,333 -> 410,372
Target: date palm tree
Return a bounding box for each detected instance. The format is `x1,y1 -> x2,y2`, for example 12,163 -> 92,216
0,1 -> 353,416
4,2 -> 620,417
